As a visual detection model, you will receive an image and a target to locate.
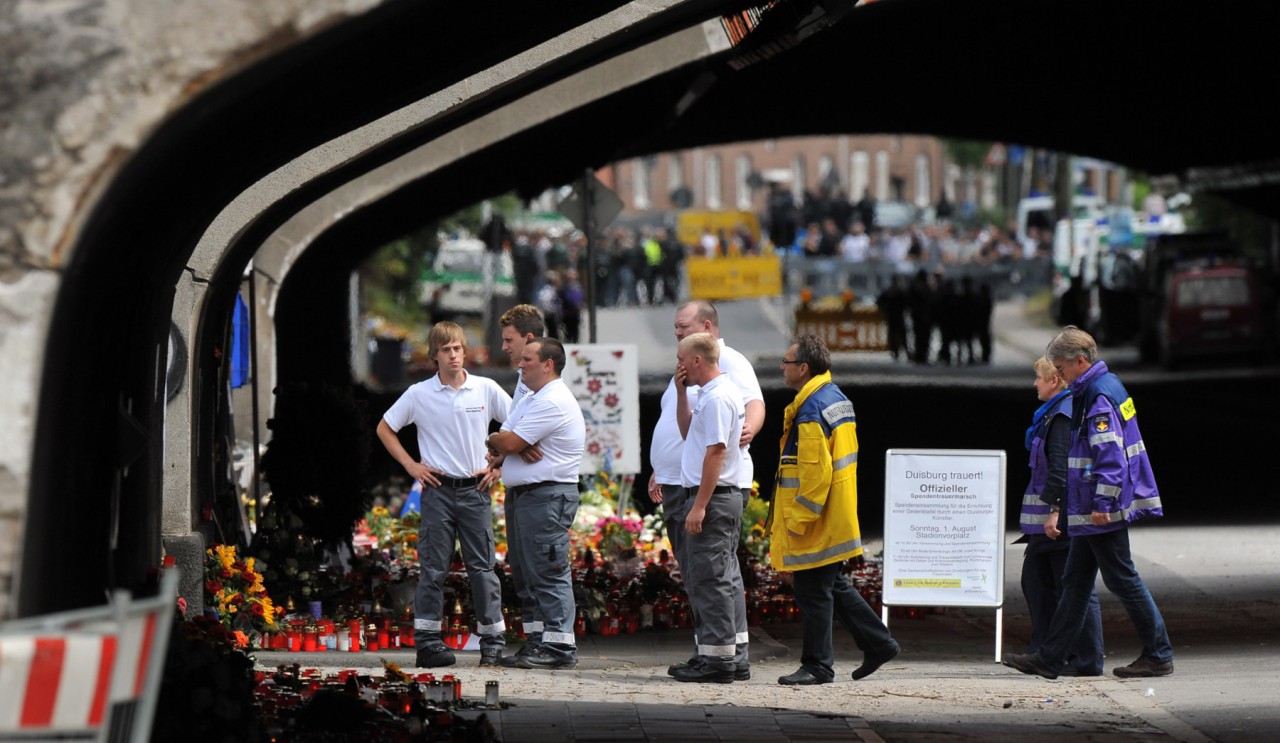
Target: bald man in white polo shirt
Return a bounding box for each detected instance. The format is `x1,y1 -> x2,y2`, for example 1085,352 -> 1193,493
486,337 -> 585,669
377,322 -> 511,669
670,332 -> 746,683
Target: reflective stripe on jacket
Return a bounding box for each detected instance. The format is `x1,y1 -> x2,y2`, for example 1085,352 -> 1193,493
769,372 -> 863,571
1065,361 -> 1163,534
1021,393 -> 1072,534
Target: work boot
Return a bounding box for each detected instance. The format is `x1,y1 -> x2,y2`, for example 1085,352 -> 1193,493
416,646 -> 456,668
479,648 -> 504,667
499,642 -> 536,668
1002,652 -> 1059,680
671,660 -> 734,684
1113,656 -> 1174,678
515,645 -> 578,670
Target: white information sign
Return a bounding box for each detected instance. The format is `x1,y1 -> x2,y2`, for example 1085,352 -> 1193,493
563,344 -> 640,474
882,449 -> 1006,608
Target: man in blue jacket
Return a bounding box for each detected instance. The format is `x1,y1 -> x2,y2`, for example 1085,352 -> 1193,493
1005,327 -> 1172,679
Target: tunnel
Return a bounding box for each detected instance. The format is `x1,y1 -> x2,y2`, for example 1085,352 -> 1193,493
19,0 -> 1280,616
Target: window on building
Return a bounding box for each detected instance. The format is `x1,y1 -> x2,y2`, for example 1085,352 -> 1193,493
818,154 -> 836,192
736,154 -> 753,210
875,151 -> 889,201
851,151 -> 869,200
706,154 -> 722,210
633,157 -> 651,211
914,153 -> 931,207
791,154 -> 807,204
668,154 -> 684,192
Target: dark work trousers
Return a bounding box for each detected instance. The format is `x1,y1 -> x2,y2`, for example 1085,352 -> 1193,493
660,484 -> 697,655
1040,528 -> 1172,671
1021,538 -> 1104,674
663,483 -> 751,669
415,482 -> 505,652
503,488 -> 541,645
513,482 -> 581,661
681,487 -> 743,672
791,560 -> 895,682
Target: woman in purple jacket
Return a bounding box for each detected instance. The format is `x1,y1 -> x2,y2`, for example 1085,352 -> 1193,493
1013,357 -> 1103,675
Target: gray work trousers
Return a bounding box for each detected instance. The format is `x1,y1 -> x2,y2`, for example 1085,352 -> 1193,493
512,481 -> 580,661
503,487 -> 541,645
661,484 -> 749,669
679,485 -> 744,672
414,482 -> 505,652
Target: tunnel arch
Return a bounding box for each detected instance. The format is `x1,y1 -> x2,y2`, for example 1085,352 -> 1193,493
21,0 -> 1280,615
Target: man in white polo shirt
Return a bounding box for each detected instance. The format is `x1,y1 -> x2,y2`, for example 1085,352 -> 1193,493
376,322 -> 511,668
670,332 -> 746,683
649,300 -> 763,680
485,337 -> 585,669
495,304 -> 547,660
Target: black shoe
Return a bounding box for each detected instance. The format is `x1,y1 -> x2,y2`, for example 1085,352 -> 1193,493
1002,652 -> 1059,680
479,649 -> 504,667
499,643 -> 535,668
1113,656 -> 1174,678
1058,666 -> 1103,677
778,668 -> 830,686
852,640 -> 900,680
669,659 -> 749,681
515,646 -> 578,670
416,647 -> 456,669
671,662 -> 734,684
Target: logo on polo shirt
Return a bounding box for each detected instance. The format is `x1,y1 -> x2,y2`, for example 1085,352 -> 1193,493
464,405 -> 486,413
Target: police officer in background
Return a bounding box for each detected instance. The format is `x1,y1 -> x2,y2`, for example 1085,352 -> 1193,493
770,335 -> 898,685
669,332 -> 746,684
485,337 -> 586,669
376,322 -> 512,668
1005,326 -> 1172,679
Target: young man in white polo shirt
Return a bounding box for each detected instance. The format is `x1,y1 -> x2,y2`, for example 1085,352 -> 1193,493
671,332 -> 746,683
495,304 -> 546,659
485,337 -> 586,669
649,300 -> 762,680
376,322 -> 511,668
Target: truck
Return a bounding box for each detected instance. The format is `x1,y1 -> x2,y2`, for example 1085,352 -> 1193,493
1049,201 -> 1186,345
1135,231 -> 1271,368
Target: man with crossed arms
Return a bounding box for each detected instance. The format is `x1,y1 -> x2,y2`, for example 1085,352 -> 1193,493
486,337 -> 585,669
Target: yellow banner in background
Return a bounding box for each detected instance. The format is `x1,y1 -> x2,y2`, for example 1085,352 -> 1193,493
686,255 -> 782,300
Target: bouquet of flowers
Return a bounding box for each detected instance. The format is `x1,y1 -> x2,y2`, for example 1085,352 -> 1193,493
205,544 -> 279,640
595,515 -> 643,558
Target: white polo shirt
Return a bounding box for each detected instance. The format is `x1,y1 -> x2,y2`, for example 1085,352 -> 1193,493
500,377 -> 586,486
650,338 -> 762,488
382,371 -> 511,478
511,368 -> 532,408
680,374 -> 744,489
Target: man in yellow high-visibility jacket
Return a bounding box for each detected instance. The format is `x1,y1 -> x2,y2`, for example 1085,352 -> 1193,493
770,334 -> 899,685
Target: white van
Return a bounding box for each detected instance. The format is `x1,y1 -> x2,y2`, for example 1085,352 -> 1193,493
419,239 -> 515,318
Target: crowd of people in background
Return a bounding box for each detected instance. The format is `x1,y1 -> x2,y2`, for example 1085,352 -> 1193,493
503,185 -> 1053,363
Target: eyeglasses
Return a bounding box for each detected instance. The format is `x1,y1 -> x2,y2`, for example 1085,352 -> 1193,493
781,358 -> 804,366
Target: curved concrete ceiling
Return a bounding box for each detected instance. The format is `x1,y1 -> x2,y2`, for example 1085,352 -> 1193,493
255,0 -> 1280,274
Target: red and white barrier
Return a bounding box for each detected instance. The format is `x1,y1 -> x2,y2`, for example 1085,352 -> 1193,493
0,569 -> 176,743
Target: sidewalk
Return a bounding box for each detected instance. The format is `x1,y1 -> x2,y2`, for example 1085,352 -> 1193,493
255,525 -> 1280,742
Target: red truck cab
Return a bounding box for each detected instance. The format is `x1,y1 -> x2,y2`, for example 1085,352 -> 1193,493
1160,265 -> 1263,368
